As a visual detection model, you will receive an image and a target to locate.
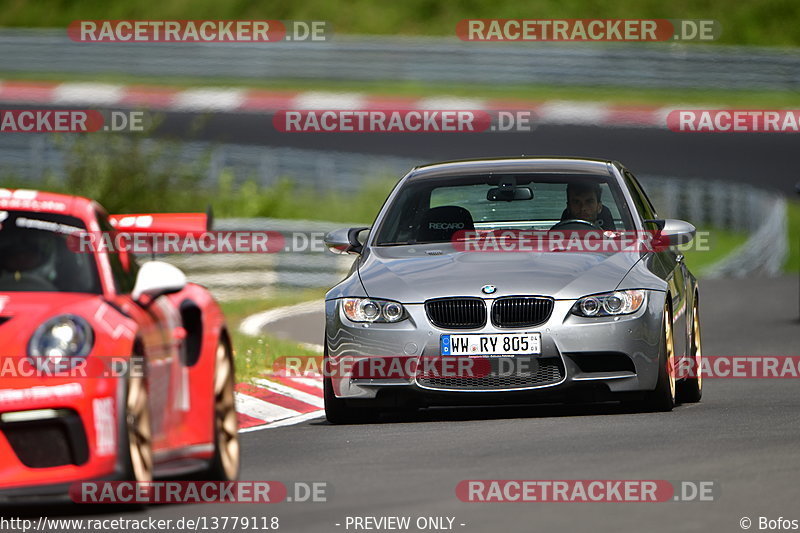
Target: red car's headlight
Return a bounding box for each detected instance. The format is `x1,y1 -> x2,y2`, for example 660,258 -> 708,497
28,314 -> 94,359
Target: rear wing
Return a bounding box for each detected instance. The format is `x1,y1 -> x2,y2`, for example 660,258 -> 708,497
109,209 -> 212,235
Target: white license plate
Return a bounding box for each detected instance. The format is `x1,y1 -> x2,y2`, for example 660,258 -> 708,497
440,333 -> 541,356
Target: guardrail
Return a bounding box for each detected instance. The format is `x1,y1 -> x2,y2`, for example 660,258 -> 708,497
702,195 -> 788,278
0,29 -> 799,90
162,218 -> 359,301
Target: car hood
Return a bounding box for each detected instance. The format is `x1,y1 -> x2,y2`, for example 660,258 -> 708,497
0,292 -> 106,354
358,245 -> 645,302
0,292 -> 103,320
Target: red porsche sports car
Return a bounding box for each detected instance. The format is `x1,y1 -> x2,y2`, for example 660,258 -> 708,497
0,189 -> 239,501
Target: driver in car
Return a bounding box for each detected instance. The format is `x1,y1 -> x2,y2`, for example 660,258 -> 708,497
562,182 -> 616,230
0,231 -> 57,290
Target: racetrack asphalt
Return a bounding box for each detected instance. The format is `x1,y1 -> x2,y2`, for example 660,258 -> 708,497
60,275 -> 799,532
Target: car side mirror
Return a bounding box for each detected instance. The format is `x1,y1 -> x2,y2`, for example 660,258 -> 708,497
645,218 -> 696,246
132,261 -> 187,303
324,227 -> 369,255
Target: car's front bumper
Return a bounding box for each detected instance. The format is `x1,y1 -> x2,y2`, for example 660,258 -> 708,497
0,376 -> 125,497
325,290 -> 667,404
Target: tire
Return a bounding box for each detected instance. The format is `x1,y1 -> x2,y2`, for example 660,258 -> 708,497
323,375 -> 380,424
120,367 -> 154,483
199,338 -> 240,480
677,297 -> 703,403
644,300 -> 676,412
323,343 -> 380,424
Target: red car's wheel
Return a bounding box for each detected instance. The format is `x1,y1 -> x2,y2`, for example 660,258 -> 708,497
122,370 -> 153,482
202,339 -> 240,480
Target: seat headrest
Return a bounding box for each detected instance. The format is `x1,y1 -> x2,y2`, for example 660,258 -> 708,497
417,206 -> 475,243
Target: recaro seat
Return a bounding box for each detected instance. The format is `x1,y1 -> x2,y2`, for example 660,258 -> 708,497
416,206 -> 475,243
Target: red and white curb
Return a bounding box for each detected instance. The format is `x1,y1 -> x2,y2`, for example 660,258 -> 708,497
0,80 -> 672,128
235,300 -> 325,433
235,375 -> 324,433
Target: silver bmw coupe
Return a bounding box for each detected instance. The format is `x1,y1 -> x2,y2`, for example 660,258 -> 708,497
323,157 -> 703,423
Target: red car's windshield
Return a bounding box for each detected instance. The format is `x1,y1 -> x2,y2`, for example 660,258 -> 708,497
0,210 -> 102,294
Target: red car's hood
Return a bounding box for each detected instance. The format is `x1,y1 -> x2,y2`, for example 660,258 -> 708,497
0,292 -> 106,356
0,292 -> 103,321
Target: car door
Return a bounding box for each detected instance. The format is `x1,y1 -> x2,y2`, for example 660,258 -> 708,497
623,171 -> 689,360
96,210 -> 183,452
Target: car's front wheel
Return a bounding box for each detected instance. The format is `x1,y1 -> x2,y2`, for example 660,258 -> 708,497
644,300 -> 676,412
323,346 -> 380,424
323,374 -> 382,424
121,365 -> 153,483
677,297 -> 703,403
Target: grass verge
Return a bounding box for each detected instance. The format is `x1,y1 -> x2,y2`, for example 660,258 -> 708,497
682,227 -> 750,275
219,288 -> 327,383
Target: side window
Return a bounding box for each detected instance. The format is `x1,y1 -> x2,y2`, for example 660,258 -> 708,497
623,171 -> 657,225
630,172 -> 659,218
96,210 -> 139,294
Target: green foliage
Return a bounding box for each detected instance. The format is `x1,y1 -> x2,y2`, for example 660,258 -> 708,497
19,132 -> 397,224
53,133 -> 208,214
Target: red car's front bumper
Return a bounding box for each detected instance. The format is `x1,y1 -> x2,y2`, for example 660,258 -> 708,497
0,375 -> 125,499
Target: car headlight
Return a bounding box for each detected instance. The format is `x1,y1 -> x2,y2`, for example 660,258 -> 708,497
571,290 -> 647,317
28,315 -> 94,360
342,298 -> 407,323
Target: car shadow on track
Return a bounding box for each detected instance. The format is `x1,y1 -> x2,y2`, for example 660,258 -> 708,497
312,400 -> 686,426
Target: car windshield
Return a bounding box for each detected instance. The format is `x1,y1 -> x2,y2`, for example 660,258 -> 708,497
375,173 -> 635,245
0,210 -> 102,293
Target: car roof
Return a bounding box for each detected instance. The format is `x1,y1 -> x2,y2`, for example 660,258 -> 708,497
407,157 -> 617,181
0,189 -> 93,216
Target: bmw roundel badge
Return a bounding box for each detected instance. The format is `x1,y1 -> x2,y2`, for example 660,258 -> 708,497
481,285 -> 497,295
